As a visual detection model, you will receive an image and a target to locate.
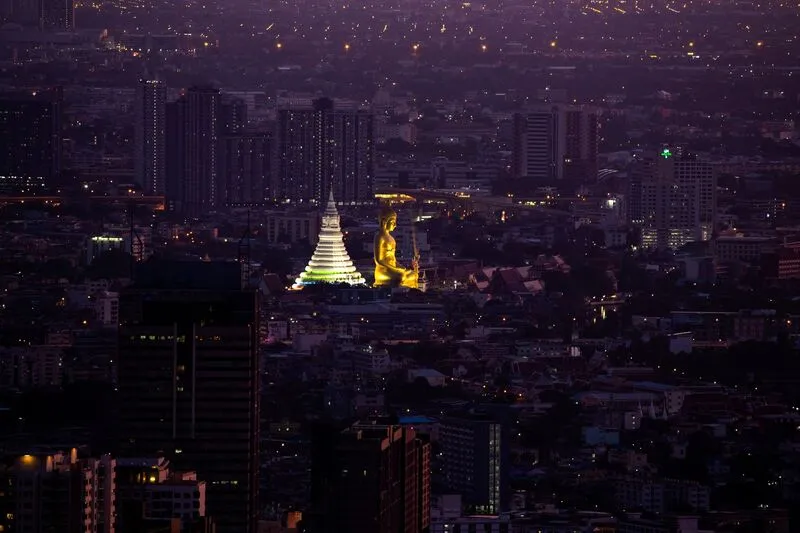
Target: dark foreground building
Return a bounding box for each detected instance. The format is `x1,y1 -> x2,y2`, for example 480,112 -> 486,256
118,261 -> 260,533
307,420 -> 430,533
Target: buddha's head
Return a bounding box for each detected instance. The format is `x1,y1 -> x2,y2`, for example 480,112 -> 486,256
379,205 -> 398,232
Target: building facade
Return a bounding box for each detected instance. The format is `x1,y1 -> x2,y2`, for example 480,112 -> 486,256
439,412 -> 509,515
308,421 -> 430,533
512,105 -> 598,182
134,79 -> 167,196
0,90 -> 62,194
1,450 -> 115,533
40,0 -> 74,29
118,262 -> 260,533
631,150 -> 716,250
273,97 -> 374,204
166,86 -> 221,215
219,133 -> 271,206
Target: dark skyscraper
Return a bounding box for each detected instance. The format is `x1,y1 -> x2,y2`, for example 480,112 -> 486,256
134,79 -> 167,195
219,133 -> 271,206
0,89 -> 62,194
118,262 -> 260,533
166,86 -> 221,216
308,421 -> 430,533
512,104 -> 598,182
273,97 -> 373,204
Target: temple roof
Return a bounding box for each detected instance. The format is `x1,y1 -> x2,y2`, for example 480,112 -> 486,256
293,192 -> 366,289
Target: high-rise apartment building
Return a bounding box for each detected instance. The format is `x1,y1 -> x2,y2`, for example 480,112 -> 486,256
221,96 -> 247,135
7,0 -> 39,25
8,0 -> 74,28
40,0 -> 74,29
439,412 -> 509,515
0,450 -> 115,533
118,261 -> 260,533
166,86 -> 221,215
630,149 -> 716,250
219,133 -> 271,205
273,97 -> 374,204
166,89 -> 251,213
512,105 -> 598,182
0,89 -> 62,194
308,421 -> 430,533
134,79 -> 167,195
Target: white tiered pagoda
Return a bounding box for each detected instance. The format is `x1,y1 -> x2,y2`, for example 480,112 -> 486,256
293,191 -> 366,289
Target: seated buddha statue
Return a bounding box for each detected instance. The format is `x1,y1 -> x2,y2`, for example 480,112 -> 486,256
373,206 -> 419,289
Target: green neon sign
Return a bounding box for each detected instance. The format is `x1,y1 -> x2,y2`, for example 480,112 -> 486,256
661,148 -> 672,159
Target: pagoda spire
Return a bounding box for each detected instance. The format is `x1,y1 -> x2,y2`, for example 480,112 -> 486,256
293,191 -> 365,289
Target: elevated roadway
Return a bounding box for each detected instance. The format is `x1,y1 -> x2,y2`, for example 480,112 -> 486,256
375,188 -> 572,218
0,195 -> 165,208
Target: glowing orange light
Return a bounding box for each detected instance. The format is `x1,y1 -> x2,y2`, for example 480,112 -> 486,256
276,42 -> 283,49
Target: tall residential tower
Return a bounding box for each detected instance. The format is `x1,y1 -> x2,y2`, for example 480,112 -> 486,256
134,79 -> 167,195
166,86 -> 221,215
629,148 -> 716,250
0,89 -> 62,194
273,97 -> 373,204
513,104 -> 598,182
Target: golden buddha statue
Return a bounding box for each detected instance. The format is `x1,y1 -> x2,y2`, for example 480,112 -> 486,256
373,206 -> 419,289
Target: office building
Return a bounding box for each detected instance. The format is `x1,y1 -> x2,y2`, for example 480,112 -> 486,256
0,450 -> 115,533
273,97 -> 374,204
512,105 -> 598,182
134,79 -> 167,195
630,149 -> 716,250
308,421 -> 430,533
118,261 -> 260,533
439,411 -> 509,515
166,86 -> 221,215
0,90 -> 62,194
219,133 -> 271,205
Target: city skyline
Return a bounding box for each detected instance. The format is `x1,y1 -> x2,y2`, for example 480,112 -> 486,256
1,0 -> 800,532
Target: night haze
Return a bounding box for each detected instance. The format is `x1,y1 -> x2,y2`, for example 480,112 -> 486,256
1,0 -> 800,531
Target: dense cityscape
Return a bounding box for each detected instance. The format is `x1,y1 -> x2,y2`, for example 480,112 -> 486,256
1,0 -> 800,532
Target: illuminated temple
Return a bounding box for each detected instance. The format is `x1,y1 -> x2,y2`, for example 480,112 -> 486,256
293,191 -> 366,289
